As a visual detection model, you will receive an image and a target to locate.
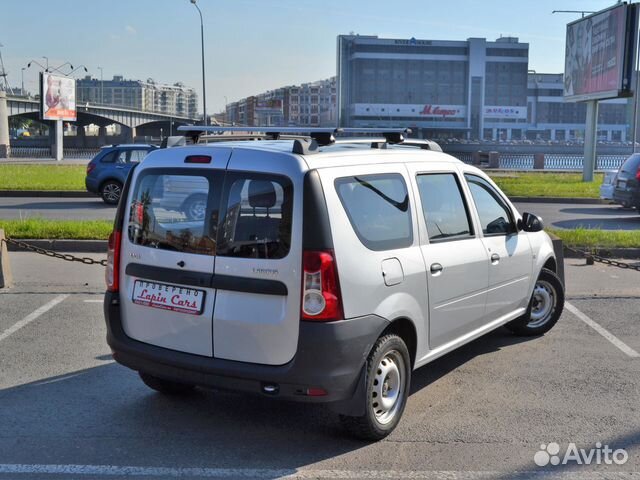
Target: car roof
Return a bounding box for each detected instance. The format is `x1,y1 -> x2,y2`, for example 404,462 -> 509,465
101,144 -> 155,150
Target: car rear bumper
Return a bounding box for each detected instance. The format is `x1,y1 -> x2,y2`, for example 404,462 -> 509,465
85,177 -> 99,194
104,291 -> 388,410
613,188 -> 639,206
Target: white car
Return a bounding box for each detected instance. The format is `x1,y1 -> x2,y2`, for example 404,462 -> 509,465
104,127 -> 565,440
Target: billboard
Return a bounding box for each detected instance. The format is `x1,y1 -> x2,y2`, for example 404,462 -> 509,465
564,4 -> 637,102
255,99 -> 283,114
483,106 -> 527,119
40,73 -> 77,121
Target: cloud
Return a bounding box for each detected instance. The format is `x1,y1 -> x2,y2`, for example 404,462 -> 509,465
125,25 -> 137,35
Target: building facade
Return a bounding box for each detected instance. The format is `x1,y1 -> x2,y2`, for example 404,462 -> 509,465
225,77 -> 337,127
337,34 -> 634,142
76,76 -> 198,118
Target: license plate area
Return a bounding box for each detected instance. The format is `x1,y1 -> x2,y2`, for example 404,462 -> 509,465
618,180 -> 627,189
132,280 -> 205,315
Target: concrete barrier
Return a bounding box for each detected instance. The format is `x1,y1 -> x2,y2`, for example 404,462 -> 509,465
0,229 -> 13,288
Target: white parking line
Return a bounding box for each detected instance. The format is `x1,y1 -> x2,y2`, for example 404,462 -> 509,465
0,464 -> 637,479
566,301 -> 640,358
83,299 -> 103,303
0,295 -> 69,343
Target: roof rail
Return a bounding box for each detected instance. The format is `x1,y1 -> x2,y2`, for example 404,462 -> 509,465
176,126 -> 341,146
175,125 -> 441,153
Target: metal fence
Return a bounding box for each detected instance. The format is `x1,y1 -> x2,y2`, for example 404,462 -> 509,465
8,147 -> 100,159
447,151 -> 629,171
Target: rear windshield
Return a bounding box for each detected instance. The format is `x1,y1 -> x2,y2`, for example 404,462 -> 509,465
127,169 -> 293,259
621,154 -> 640,173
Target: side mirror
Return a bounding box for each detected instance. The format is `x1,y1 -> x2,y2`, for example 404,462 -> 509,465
518,212 -> 544,232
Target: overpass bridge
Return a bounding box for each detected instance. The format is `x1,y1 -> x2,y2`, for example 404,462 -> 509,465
0,92 -> 198,159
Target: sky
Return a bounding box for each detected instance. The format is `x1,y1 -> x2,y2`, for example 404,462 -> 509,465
0,0 -> 621,113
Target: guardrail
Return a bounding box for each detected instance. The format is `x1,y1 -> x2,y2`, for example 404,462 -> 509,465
446,151 -> 629,171
7,147 -> 100,159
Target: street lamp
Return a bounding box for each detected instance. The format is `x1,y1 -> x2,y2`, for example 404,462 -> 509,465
68,65 -> 88,77
47,62 -> 73,74
42,56 -> 48,71
190,0 -> 208,126
97,66 -> 104,105
21,67 -> 25,94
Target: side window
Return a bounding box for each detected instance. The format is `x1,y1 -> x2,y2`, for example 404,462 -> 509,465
116,150 -> 129,163
416,173 -> 473,242
465,174 -> 515,235
100,150 -> 118,163
129,150 -> 149,163
217,173 -> 293,259
335,173 -> 412,251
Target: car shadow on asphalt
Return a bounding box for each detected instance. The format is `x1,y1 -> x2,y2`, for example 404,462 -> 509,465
552,217 -> 640,230
0,327 -> 538,471
559,206 -> 636,216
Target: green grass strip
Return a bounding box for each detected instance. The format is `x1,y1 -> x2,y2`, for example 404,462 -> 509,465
548,228 -> 640,249
0,164 -> 86,191
490,172 -> 603,198
0,219 -> 112,240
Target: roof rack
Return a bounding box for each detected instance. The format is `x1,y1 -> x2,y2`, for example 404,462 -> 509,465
175,126 -> 441,154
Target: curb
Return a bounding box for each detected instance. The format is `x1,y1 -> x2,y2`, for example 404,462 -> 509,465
7,239 -> 107,253
510,197 -> 608,204
563,246 -> 640,259
0,190 -> 94,198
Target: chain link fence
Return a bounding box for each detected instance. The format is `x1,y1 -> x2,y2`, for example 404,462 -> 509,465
8,147 -> 100,159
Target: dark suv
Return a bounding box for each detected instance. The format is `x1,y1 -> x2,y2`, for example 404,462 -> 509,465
86,144 -> 157,204
613,153 -> 640,209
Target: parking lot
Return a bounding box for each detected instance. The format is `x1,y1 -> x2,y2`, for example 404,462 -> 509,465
0,253 -> 639,479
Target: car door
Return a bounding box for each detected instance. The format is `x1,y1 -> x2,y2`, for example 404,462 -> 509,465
407,165 -> 490,349
463,173 -> 533,320
118,148 -> 230,357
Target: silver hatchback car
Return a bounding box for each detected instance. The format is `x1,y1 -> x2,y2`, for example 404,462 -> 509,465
104,127 -> 565,440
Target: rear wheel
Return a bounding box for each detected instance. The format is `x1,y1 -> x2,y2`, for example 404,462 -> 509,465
101,180 -> 123,205
138,372 -> 196,395
339,334 -> 411,440
506,268 -> 564,336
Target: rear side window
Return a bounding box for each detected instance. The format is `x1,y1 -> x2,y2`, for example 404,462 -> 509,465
416,173 -> 473,242
335,173 -> 412,251
216,173 -> 293,259
129,149 -> 150,163
621,153 -> 640,173
127,170 -> 220,255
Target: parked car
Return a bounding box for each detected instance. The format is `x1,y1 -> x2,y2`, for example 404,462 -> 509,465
104,129 -> 565,440
612,153 -> 640,209
85,144 -> 157,204
600,169 -> 618,201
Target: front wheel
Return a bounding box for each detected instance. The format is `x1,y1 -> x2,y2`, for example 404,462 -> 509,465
339,334 -> 411,440
506,268 -> 564,336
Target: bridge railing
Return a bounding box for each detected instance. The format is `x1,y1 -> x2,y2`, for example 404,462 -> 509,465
8,147 -> 100,159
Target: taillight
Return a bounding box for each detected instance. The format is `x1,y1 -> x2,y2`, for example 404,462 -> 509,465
635,166 -> 640,181
86,163 -> 96,175
185,155 -> 211,164
106,230 -> 122,292
301,250 -> 343,321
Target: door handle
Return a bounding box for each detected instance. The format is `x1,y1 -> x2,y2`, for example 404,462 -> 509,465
490,253 -> 500,264
430,263 -> 443,275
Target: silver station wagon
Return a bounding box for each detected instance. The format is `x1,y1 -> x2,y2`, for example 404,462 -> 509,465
104,127 -> 565,440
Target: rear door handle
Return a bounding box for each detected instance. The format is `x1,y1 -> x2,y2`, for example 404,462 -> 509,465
430,263 -> 443,275
491,253 -> 500,264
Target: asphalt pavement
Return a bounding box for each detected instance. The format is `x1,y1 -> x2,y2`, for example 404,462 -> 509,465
0,196 -> 638,231
0,252 -> 639,478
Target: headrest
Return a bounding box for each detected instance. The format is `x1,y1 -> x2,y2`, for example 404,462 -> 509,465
248,180 -> 277,208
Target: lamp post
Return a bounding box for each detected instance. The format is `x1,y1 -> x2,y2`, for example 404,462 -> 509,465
190,0 -> 208,126
21,67 -> 25,94
97,66 -> 103,105
42,56 -> 49,71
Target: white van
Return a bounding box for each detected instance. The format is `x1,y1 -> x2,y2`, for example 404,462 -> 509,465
104,127 -> 565,439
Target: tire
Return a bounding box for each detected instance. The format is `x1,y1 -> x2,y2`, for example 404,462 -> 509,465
505,268 -> 564,336
339,334 -> 411,441
182,193 -> 208,221
138,372 -> 196,395
101,180 -> 123,205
